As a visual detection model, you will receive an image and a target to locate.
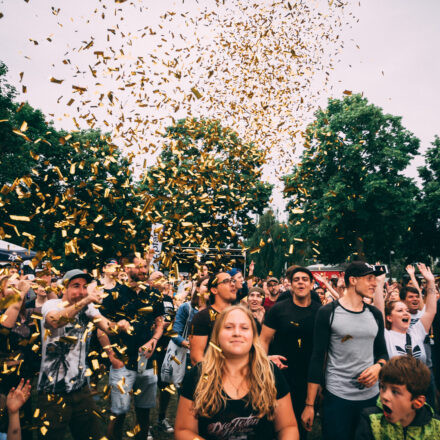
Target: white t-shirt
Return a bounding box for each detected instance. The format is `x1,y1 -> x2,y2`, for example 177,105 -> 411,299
38,299 -> 100,393
385,320 -> 427,363
409,307 -> 425,328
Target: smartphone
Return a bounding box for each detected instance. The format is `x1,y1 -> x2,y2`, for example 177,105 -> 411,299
374,264 -> 389,274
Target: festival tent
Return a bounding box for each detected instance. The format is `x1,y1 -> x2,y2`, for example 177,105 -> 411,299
307,263 -> 345,280
0,240 -> 36,264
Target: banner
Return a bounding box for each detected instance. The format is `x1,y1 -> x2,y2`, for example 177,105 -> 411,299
149,223 -> 163,271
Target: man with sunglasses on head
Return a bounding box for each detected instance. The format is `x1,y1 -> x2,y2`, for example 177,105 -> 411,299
189,271 -> 237,365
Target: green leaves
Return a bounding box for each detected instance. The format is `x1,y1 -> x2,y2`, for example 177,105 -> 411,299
141,118 -> 272,260
283,94 -> 419,264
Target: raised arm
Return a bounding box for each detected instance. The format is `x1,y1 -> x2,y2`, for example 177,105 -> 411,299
44,288 -> 102,329
314,273 -> 339,300
246,261 -> 255,288
6,379 -> 31,440
406,265 -> 422,295
373,273 -> 386,324
418,263 -> 438,333
0,280 -> 30,328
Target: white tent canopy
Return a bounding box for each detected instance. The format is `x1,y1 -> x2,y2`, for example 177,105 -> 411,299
0,240 -> 30,252
0,239 -> 36,262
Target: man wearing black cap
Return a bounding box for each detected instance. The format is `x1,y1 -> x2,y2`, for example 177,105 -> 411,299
260,266 -> 321,439
36,269 -> 130,440
302,262 -> 388,440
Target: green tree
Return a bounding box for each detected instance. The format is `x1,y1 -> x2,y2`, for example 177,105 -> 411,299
0,107 -> 147,268
283,94 -> 419,263
141,118 -> 272,261
246,210 -> 299,278
0,61 -> 45,184
406,136 -> 440,262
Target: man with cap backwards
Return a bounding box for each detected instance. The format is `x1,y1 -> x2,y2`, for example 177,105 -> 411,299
36,269 -> 130,440
260,266 -> 321,440
302,262 -> 388,440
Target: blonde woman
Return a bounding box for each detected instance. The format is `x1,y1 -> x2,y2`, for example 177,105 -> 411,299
175,305 -> 298,439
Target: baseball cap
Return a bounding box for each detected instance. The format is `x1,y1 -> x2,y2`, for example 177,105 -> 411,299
227,268 -> 241,277
62,269 -> 93,285
267,277 -> 279,284
248,286 -> 265,297
344,262 -> 385,280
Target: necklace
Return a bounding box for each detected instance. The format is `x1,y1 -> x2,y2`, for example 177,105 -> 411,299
225,374 -> 247,398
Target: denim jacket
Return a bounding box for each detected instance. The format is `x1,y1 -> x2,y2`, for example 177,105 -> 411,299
171,302 -> 196,347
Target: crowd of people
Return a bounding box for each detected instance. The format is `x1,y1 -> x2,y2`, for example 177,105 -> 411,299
0,253 -> 440,440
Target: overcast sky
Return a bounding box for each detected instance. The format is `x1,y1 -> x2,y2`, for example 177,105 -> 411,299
1,0 -> 439,214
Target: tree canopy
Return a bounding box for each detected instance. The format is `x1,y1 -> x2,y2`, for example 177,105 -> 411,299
0,63 -> 149,269
245,210 -> 303,278
405,136 -> 440,262
283,94 -> 420,264
141,118 -> 272,263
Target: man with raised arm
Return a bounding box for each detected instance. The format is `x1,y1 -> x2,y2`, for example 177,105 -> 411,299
37,269 -> 130,440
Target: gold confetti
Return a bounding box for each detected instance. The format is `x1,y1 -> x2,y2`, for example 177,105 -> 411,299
50,77 -> 64,84
209,341 -> 222,353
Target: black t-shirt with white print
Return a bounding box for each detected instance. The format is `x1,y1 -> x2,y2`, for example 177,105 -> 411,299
180,362 -> 289,440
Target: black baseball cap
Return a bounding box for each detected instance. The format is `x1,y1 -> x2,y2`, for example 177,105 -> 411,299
344,262 -> 385,284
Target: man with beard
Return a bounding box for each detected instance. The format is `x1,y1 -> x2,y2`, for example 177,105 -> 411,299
302,262 -> 388,440
263,277 -> 281,311
99,254 -> 165,440
37,269 -> 130,440
260,267 -> 321,439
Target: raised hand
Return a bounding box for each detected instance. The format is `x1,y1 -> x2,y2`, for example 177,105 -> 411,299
116,319 -> 131,333
405,265 -> 416,276
313,273 -> 326,284
6,379 -> 31,414
417,263 -> 435,283
86,281 -> 104,304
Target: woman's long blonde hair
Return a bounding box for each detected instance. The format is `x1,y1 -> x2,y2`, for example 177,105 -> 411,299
193,305 -> 278,420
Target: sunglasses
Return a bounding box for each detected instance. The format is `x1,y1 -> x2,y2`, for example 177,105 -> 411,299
217,278 -> 237,286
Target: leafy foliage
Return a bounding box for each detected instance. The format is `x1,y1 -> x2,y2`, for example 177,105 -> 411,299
0,64 -> 148,269
405,136 -> 440,261
141,118 -> 272,262
283,94 -> 419,263
245,210 -> 302,278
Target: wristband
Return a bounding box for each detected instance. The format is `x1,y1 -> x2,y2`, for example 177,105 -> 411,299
305,403 -> 314,407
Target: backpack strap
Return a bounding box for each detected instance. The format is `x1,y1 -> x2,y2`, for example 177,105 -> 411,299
405,332 -> 413,356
